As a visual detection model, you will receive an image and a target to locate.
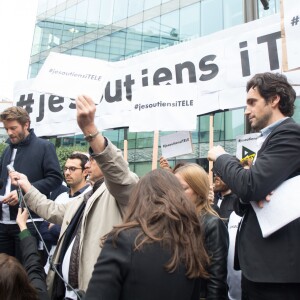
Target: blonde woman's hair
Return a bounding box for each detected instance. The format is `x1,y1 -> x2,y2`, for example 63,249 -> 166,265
174,163 -> 219,217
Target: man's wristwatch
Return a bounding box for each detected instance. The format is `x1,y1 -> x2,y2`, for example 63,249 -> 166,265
84,130 -> 99,142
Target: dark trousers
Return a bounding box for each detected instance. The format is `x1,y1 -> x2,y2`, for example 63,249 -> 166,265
242,275 -> 300,300
0,222 -> 41,262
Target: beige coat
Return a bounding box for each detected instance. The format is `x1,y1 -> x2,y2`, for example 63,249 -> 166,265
24,140 -> 138,297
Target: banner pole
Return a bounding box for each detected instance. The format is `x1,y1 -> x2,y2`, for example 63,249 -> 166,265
123,127 -> 128,162
152,130 -> 159,170
209,113 -> 214,185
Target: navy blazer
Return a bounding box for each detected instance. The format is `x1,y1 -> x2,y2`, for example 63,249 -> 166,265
214,118 -> 300,283
0,129 -> 63,220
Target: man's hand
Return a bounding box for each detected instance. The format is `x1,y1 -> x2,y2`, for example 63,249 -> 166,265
76,95 -> 107,154
207,145 -> 226,162
76,95 -> 97,135
2,190 -> 18,206
159,157 -> 171,171
257,192 -> 273,208
16,208 -> 29,232
9,171 -> 32,194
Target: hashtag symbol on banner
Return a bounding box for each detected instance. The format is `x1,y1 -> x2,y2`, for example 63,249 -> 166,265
16,93 -> 35,114
291,15 -> 299,26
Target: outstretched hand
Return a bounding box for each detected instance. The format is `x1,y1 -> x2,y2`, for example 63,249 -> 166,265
9,171 -> 32,193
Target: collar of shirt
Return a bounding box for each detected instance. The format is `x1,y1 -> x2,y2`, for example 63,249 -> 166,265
69,184 -> 90,198
260,117 -> 289,140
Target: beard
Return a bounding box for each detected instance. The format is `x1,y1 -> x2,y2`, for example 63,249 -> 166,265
214,181 -> 229,193
250,108 -> 272,131
9,131 -> 26,144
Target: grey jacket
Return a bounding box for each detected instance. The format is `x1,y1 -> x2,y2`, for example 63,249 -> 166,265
24,140 -> 138,296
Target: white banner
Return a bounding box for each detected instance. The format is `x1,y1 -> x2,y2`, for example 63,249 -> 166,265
14,14 -> 300,136
160,131 -> 193,159
13,79 -> 81,136
281,0 -> 300,71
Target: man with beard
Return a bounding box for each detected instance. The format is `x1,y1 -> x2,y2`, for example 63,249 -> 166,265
208,72 -> 300,299
213,172 -> 239,222
0,106 -> 62,261
40,153 -> 91,266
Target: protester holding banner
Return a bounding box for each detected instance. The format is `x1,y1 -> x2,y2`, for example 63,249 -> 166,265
0,106 -> 63,262
174,163 -> 229,299
208,72 -> 300,299
9,95 -> 139,299
84,168 -> 210,300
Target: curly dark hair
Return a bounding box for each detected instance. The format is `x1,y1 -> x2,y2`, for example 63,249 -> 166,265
246,72 -> 296,117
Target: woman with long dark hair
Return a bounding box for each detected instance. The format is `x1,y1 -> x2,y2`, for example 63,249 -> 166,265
85,168 -> 209,300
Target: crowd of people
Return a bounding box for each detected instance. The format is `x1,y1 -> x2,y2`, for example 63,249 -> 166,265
0,71 -> 299,300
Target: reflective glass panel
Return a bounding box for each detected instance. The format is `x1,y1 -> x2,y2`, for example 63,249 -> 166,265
128,0 -> 144,17
179,3 -> 200,41
113,0 -> 129,22
201,0 -> 223,36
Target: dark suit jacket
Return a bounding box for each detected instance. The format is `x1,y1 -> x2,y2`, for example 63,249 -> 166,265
213,118 -> 300,283
0,129 -> 63,220
84,228 -> 201,300
213,192 -> 239,220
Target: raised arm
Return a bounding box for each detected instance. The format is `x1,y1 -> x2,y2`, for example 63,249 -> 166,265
76,95 -> 138,211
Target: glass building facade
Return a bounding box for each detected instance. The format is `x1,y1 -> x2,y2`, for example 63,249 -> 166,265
28,0 -> 299,176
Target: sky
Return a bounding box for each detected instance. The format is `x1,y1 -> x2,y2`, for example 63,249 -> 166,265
0,0 -> 38,101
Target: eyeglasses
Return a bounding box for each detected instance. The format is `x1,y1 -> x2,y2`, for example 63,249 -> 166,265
63,167 -> 83,173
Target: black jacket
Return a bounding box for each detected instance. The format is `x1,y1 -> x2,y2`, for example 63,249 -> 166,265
200,213 -> 229,300
85,228 -> 202,300
214,118 -> 300,283
213,192 -> 239,220
0,129 -> 63,220
20,230 -> 50,300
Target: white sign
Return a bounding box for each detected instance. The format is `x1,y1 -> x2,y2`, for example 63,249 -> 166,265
236,132 -> 262,161
281,0 -> 300,71
129,85 -> 198,132
31,52 -> 112,102
14,14 -> 300,136
252,176 -> 300,238
160,131 -> 193,159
